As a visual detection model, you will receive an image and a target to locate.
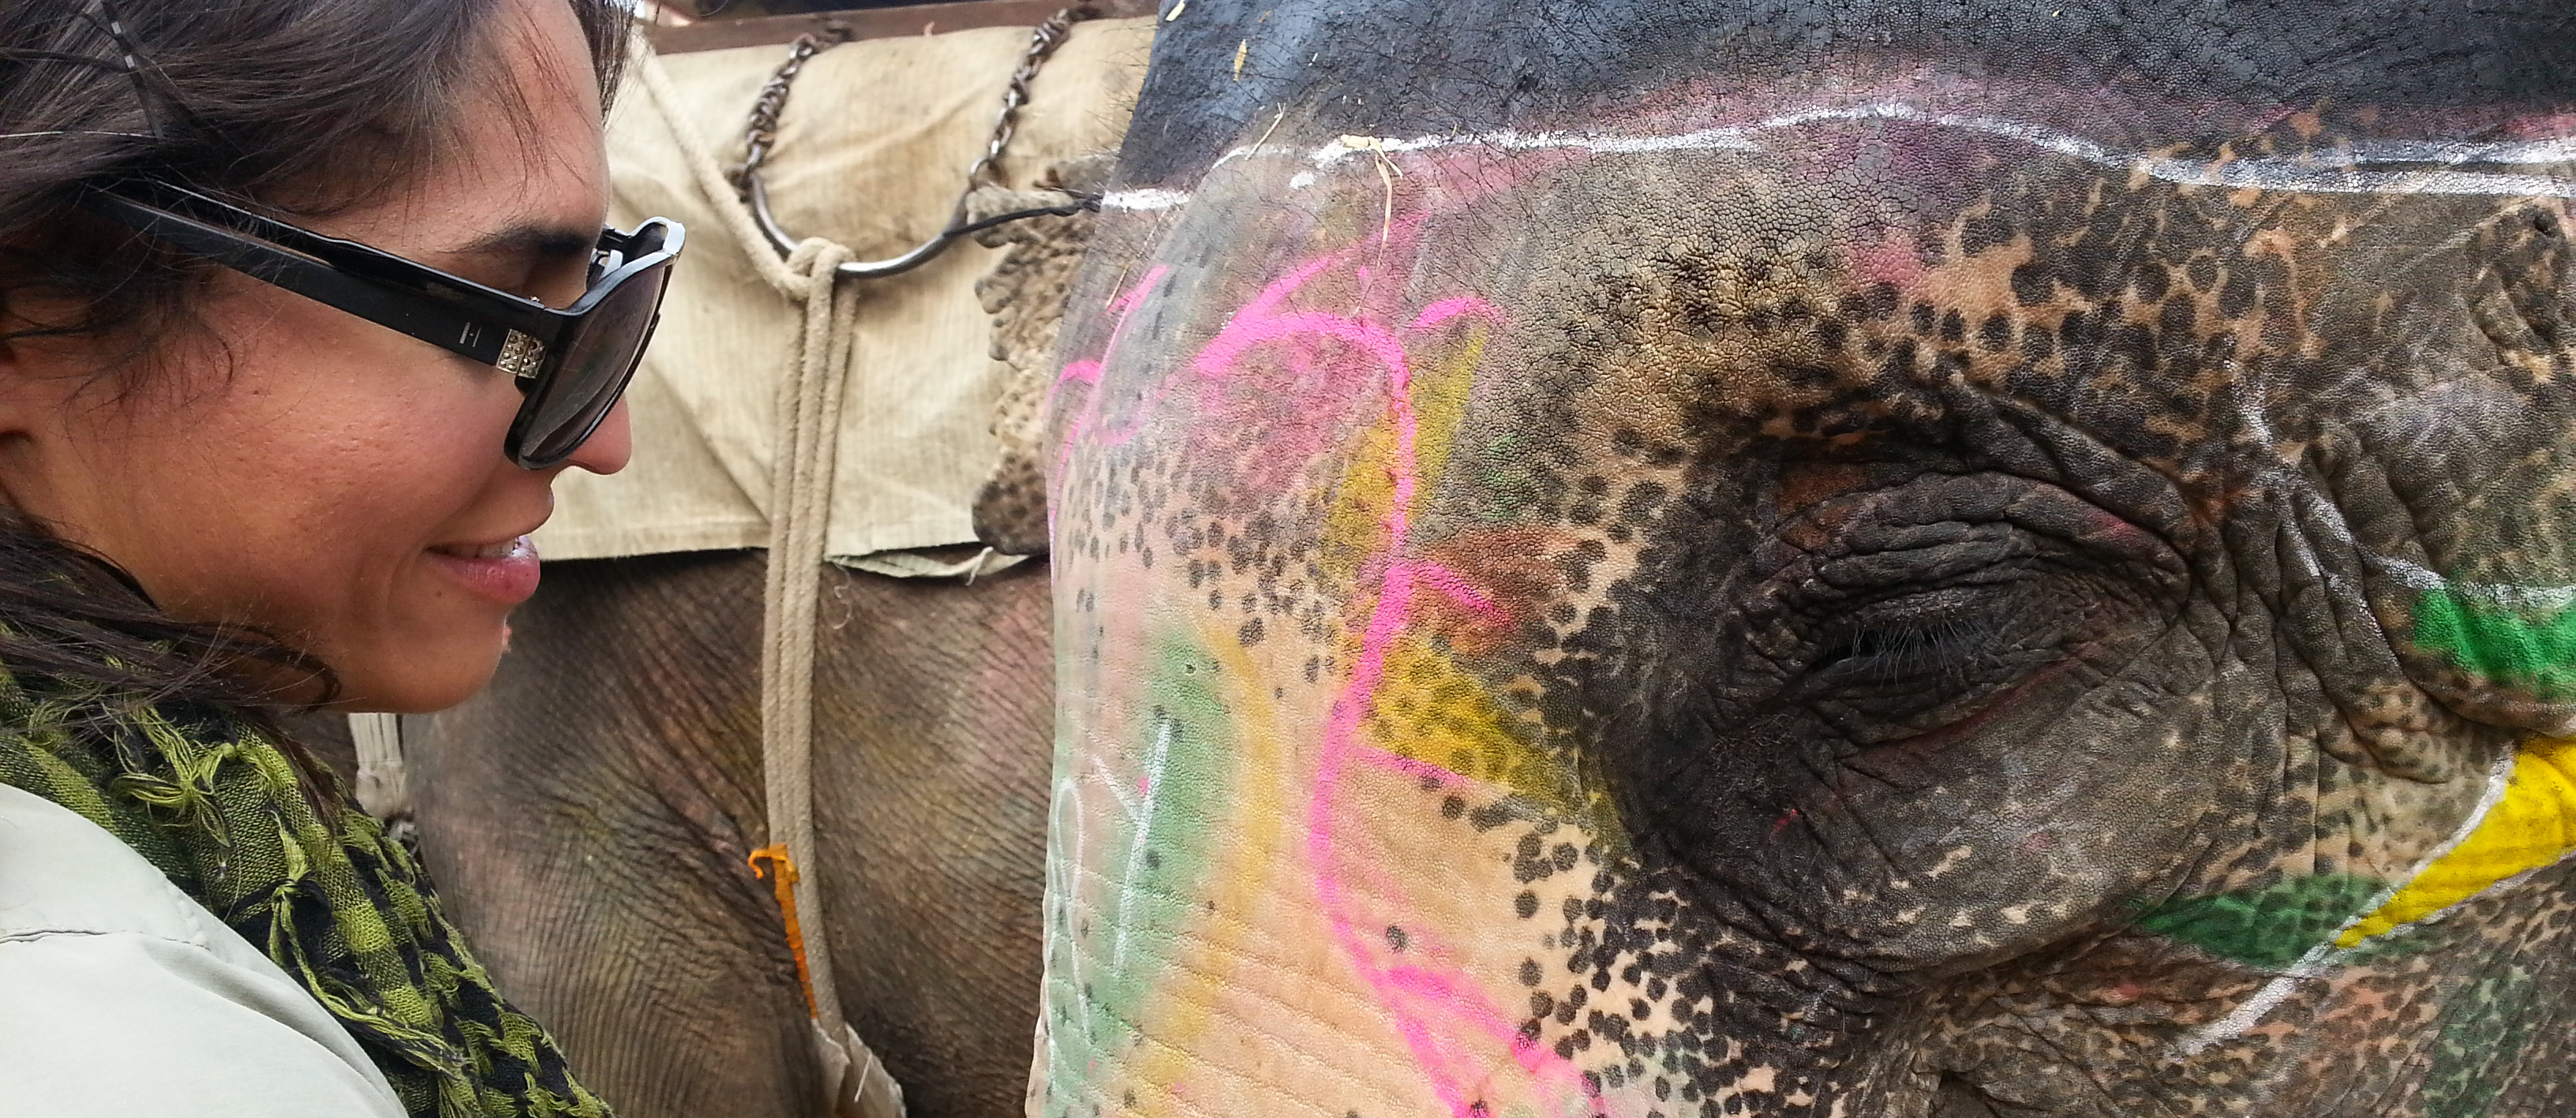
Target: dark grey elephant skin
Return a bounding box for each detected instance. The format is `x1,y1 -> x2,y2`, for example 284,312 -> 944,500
406,552 -> 1052,1118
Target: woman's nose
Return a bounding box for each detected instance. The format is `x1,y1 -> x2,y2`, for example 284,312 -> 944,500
560,397 -> 632,477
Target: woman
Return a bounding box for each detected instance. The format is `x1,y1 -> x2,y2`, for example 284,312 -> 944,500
0,1 -> 673,1114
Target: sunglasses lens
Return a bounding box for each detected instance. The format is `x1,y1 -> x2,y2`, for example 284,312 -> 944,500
511,261 -> 668,467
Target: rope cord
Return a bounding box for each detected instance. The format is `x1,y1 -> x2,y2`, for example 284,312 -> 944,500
635,39 -> 902,1118
635,43 -> 818,300
761,230 -> 856,1034
634,16 -> 1090,1109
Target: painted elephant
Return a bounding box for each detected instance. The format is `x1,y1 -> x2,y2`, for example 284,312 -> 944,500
1038,2 -> 2576,1116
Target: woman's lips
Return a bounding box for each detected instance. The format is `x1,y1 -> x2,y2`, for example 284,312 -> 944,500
425,535 -> 541,604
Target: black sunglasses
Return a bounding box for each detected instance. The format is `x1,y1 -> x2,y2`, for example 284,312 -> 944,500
81,180 -> 683,469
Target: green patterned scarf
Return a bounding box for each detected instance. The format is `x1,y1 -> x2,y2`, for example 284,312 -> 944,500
0,668 -> 615,1118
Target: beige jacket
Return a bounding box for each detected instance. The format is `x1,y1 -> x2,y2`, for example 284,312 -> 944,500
0,782 -> 405,1117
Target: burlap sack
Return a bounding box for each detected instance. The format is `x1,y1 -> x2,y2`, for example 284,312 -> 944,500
533,18 -> 1151,570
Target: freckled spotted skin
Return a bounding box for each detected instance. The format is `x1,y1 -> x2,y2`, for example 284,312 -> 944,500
1040,3 -> 2576,1117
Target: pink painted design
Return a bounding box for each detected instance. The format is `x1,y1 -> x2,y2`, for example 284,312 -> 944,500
1056,159 -> 1599,1110
1406,559 -> 1507,624
1412,296 -> 1507,332
1191,259 -> 1416,391
1845,226 -> 1926,290
2506,112 -> 2576,140
1049,265 -> 1174,519
1174,251 -> 1601,1117
1054,266 -> 1167,394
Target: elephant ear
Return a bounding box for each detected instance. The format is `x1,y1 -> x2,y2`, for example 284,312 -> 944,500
2372,200 -> 2576,741
968,153 -> 1117,557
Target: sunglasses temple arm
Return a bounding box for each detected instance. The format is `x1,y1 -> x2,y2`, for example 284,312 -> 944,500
86,194 -> 526,367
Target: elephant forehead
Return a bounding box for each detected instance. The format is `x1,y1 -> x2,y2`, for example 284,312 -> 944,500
1095,99 -> 2576,508
1122,0 -> 2576,183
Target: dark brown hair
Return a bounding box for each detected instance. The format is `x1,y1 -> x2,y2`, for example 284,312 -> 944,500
0,0 -> 627,711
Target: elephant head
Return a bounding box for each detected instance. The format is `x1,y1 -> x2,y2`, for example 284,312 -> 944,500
1039,2 -> 2576,1114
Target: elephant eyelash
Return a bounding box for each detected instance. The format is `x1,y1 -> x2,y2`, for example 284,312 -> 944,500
1808,611 -> 2007,686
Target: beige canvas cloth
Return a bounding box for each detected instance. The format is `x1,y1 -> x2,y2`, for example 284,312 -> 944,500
0,783 -> 405,1118
534,19 -> 1152,571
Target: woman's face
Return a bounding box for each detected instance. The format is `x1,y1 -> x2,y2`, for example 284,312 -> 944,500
0,0 -> 623,712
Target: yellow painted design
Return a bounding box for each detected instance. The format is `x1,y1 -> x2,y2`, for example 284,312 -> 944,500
1318,415 -> 1400,579
2338,737 -> 2576,948
1315,323 -> 1488,581
1365,634 -> 1582,817
1409,326 -> 1487,491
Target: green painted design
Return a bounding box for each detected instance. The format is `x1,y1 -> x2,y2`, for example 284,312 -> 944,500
2416,589 -> 2576,701
2424,967 -> 2539,1118
2333,922 -> 2433,967
1042,630 -> 1236,1108
2132,873 -> 2384,970
1464,429 -> 1539,524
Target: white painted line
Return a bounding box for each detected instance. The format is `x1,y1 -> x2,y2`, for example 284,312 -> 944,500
1099,102 -> 2576,212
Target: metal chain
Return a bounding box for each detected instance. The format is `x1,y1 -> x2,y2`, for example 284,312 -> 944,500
733,24 -> 852,189
736,7 -> 1087,202
964,8 -> 1081,191
728,6 -> 1099,279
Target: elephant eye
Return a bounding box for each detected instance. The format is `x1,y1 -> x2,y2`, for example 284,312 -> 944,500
1780,555 -> 2082,742
1705,473 -> 2192,750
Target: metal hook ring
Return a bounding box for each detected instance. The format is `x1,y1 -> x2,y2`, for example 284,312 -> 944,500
743,166 -> 964,279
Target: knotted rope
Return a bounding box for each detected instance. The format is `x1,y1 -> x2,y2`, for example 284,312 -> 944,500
635,41 -> 904,1118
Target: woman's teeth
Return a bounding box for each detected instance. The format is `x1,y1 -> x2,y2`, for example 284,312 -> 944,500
436,536 -> 532,559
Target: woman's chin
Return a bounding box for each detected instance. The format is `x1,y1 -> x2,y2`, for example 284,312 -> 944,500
324,623 -> 511,713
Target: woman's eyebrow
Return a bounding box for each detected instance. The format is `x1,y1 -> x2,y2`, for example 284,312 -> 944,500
454,220 -> 595,262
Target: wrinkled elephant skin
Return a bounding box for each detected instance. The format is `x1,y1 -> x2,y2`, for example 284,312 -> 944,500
413,552 -> 1054,1118
1039,3 -> 2576,1116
